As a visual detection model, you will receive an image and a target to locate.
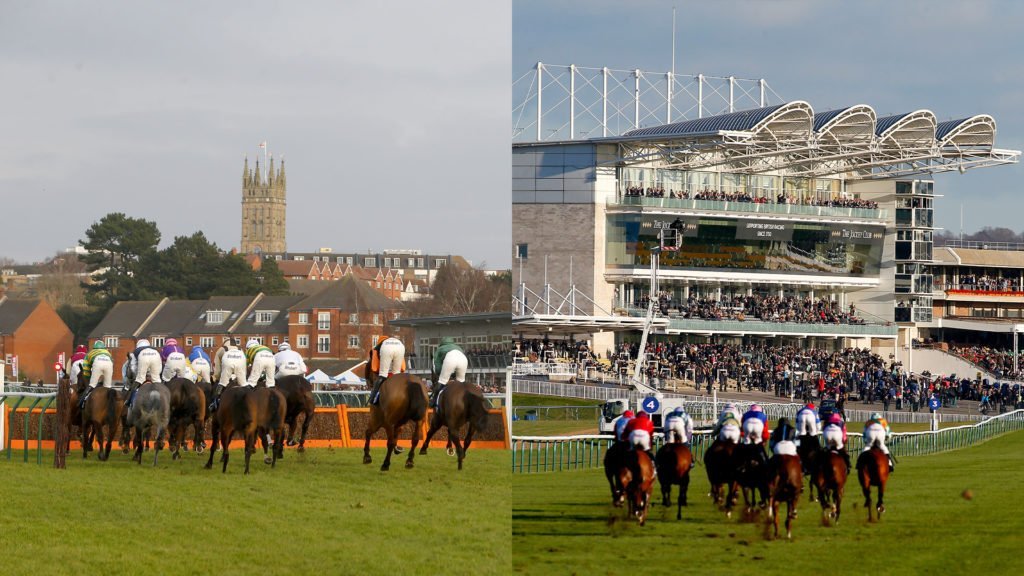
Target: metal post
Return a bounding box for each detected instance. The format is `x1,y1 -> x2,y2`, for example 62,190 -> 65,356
569,64 -> 576,140
0,360 -> 4,448
759,79 -> 766,107
634,69 -> 641,129
729,76 -> 735,113
698,74 -> 704,118
536,62 -> 543,141
1015,329 -> 1019,375
667,73 -> 673,124
602,67 -> 609,138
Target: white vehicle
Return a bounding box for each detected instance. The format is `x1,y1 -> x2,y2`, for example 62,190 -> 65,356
598,395 -> 693,435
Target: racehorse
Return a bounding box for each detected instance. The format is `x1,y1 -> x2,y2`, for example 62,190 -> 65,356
766,454 -> 803,539
204,385 -> 285,474
813,449 -> 847,525
704,439 -> 738,511
420,380 -> 489,470
728,442 -> 770,518
79,384 -> 123,462
166,377 -> 206,460
797,433 -> 822,502
603,441 -> 627,507
362,373 -> 428,471
857,447 -> 890,522
273,374 -> 316,452
125,381 -> 171,466
617,449 -> 655,526
655,442 -> 693,520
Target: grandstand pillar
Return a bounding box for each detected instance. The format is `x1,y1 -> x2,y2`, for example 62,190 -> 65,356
536,62 -> 543,141
0,360 -> 4,448
1014,330 -> 1019,375
569,64 -> 576,140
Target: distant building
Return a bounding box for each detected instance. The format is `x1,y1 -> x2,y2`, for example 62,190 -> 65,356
391,312 -> 512,390
0,297 -> 73,381
241,155 -> 286,255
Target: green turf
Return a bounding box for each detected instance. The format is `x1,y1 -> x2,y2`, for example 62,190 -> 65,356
513,420 -> 598,436
0,447 -> 509,576
512,394 -> 604,407
513,431 -> 1024,575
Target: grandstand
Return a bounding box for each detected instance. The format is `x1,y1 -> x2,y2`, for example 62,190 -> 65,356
513,88 -> 1020,370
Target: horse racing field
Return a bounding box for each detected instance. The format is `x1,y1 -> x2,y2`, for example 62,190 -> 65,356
513,431 -> 1024,575
0,447 -> 509,575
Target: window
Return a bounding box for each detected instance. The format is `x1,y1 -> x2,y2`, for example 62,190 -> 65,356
200,336 -> 214,348
206,310 -> 226,324
297,335 -> 309,348
298,313 -> 309,324
347,256 -> 354,265
516,243 -> 528,259
383,257 -> 391,267
393,312 -> 401,320
364,257 -> 376,267
294,255 -> 304,261
348,335 -> 360,348
373,314 -> 380,325
274,255 -> 282,261
349,313 -> 359,324
376,281 -> 381,288
336,256 -> 343,263
105,336 -> 119,348
435,258 -> 446,268
255,311 -> 274,324
151,336 -> 165,348
271,336 -> 279,346
317,312 -> 330,330
185,337 -> 193,346
417,258 -> 424,268
408,258 -> 415,267
317,335 -> 331,353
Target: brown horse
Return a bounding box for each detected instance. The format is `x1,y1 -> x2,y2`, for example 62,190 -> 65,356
728,442 -> 769,518
362,373 -> 428,471
252,385 -> 287,467
166,377 -> 206,460
857,447 -> 890,522
79,385 -> 123,461
603,441 -> 627,507
655,443 -> 693,520
766,454 -> 803,539
797,434 -> 821,502
273,374 -> 315,452
420,380 -> 489,470
704,438 -> 738,511
813,449 -> 847,525
617,449 -> 656,526
204,385 -> 285,474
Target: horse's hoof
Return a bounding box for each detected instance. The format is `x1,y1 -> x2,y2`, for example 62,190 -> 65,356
196,446 -> 204,454
172,452 -> 180,461
362,455 -> 372,465
405,460 -> 414,469
380,464 -> 390,472
419,448 -> 428,456
446,447 -> 456,457
264,456 -> 273,465
286,439 -> 297,447
297,445 -> 305,453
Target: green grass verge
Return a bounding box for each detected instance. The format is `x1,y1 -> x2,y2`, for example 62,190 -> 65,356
512,394 -> 604,407
513,431 -> 1024,575
0,447 -> 509,576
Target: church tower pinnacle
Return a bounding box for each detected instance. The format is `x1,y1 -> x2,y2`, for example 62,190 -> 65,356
240,144 -> 286,254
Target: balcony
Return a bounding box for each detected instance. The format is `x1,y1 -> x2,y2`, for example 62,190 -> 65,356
624,306 -> 897,338
608,195 -> 887,221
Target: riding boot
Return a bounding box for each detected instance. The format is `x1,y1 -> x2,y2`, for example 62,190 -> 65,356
430,383 -> 446,410
79,386 -> 93,411
124,382 -> 138,408
843,450 -> 852,474
370,376 -> 386,406
888,455 -> 894,473
208,385 -> 223,413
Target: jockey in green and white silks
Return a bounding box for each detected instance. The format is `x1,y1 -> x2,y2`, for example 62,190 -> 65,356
430,337 -> 468,409
82,341 -> 114,389
245,339 -> 276,388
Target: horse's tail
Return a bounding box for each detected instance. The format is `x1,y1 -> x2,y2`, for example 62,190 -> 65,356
232,390 -> 253,429
407,379 -> 428,422
466,392 -> 489,431
268,389 -> 284,430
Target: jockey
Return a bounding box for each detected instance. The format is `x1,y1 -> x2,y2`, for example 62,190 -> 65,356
160,338 -> 188,381
741,404 -> 770,445
189,346 -> 212,383
245,339 -> 276,388
822,412 -> 851,472
714,405 -> 742,443
209,341 -> 246,411
863,412 -> 894,472
624,411 -> 655,460
274,342 -> 307,378
712,402 -> 740,436
769,417 -> 798,456
79,341 -> 114,410
613,410 -> 634,443
370,336 -> 406,406
431,337 -> 468,409
126,338 -> 163,407
68,344 -> 88,385
795,402 -> 820,437
663,406 -> 693,445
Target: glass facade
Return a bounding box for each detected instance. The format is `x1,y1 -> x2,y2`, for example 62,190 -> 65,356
606,213 -> 884,278
894,180 -> 935,322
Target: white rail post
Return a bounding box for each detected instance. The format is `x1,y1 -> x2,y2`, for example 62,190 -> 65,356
505,367 -> 513,439
569,64 -> 576,140
536,62 -> 543,141
0,360 -> 5,447
634,69 -> 641,129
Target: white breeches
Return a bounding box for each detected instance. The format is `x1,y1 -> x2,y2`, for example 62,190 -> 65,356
796,412 -> 819,436
218,352 -> 247,387
247,351 -> 276,387
823,425 -> 844,450
378,338 -> 405,377
88,356 -> 114,388
629,430 -> 651,452
772,440 -> 797,456
70,360 -> 84,386
438,350 -> 469,384
719,424 -> 740,443
664,416 -> 691,444
191,358 -> 211,383
276,364 -> 304,377
135,349 -> 163,384
742,418 -> 765,444
862,424 -> 889,454
162,353 -> 187,381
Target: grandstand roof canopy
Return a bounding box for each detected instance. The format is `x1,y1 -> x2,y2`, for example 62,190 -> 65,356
568,101 -> 1020,179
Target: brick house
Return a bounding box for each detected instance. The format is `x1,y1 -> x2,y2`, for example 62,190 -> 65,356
0,297 -> 74,381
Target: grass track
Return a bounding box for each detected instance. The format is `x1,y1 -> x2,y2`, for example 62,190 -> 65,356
0,447 -> 509,576
513,431 -> 1024,575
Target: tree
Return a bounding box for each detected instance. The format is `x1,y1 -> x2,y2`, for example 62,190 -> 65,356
141,232 -> 223,299
407,262 -> 511,316
79,213 -> 160,308
257,258 -> 290,295
36,252 -> 87,309
211,253 -> 261,296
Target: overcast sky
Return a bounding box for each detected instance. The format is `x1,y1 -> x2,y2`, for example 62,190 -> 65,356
0,1 -> 511,267
514,0 -> 1024,236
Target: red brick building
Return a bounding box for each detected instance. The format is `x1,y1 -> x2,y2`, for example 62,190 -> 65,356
0,297 -> 73,381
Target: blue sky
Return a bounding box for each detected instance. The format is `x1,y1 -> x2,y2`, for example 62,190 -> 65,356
513,0 -> 1024,235
0,1 -> 510,267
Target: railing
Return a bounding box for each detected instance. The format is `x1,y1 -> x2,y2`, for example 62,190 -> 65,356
609,195 -> 887,220
937,239 -> 1024,251
0,392 -> 58,464
511,409 -> 1024,473
651,315 -> 897,337
511,362 -> 578,377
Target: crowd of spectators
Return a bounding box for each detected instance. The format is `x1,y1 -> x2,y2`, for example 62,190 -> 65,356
949,345 -> 1023,380
943,274 -> 1019,293
634,293 -> 867,325
621,186 -> 878,210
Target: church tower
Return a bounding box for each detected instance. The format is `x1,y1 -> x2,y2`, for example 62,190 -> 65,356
241,152 -> 286,254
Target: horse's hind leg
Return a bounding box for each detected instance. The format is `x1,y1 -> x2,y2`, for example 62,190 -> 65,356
363,414 -> 381,465
298,408 -> 313,452
381,425 -> 396,472
786,499 -> 795,539
877,485 -> 885,519
449,430 -> 464,471
153,426 -> 164,467
204,421 -> 219,469
419,417 -> 440,456
405,420 -> 421,469
243,433 -> 254,475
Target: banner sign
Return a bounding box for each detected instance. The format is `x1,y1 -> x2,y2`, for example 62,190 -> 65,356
735,221 -> 794,241
829,225 -> 885,245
